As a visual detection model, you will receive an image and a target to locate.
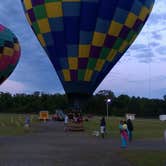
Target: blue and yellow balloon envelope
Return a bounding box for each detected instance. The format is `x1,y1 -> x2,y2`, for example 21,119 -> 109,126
21,0 -> 155,106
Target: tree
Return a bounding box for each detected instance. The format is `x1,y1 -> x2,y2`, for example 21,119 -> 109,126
163,95 -> 166,101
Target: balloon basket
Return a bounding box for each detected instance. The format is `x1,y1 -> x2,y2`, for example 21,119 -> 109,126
66,122 -> 84,132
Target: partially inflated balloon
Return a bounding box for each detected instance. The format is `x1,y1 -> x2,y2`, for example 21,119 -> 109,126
21,0 -> 154,108
0,24 -> 21,84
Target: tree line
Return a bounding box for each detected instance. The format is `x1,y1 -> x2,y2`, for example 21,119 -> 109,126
0,90 -> 165,118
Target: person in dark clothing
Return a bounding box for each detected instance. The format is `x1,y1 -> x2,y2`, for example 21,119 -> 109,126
24,114 -> 30,128
126,119 -> 134,142
100,117 -> 106,138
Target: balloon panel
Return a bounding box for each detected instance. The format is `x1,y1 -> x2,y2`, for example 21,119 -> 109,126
0,24 -> 21,84
21,0 -> 154,95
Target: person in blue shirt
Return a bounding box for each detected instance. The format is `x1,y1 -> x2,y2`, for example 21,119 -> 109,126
119,120 -> 128,148
25,114 -> 30,128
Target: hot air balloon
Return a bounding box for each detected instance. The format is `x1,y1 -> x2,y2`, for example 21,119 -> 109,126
0,24 -> 21,84
21,0 -> 154,109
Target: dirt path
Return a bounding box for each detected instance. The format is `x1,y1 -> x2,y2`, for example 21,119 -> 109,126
0,121 -> 165,166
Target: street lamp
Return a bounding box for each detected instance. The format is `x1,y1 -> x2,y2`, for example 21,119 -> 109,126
106,98 -> 111,119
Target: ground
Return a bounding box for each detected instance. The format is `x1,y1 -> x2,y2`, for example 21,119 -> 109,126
0,121 -> 165,166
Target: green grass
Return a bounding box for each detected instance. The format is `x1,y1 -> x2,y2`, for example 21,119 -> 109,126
0,114 -> 39,136
119,150 -> 166,166
0,114 -> 165,165
84,116 -> 166,165
84,116 -> 166,139
0,114 -> 165,139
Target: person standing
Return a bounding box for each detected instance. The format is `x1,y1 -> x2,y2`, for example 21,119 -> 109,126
64,114 -> 69,131
119,120 -> 128,148
100,117 -> 106,138
24,114 -> 30,128
127,119 -> 134,142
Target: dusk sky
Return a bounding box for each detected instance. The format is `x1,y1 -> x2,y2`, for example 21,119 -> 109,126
0,0 -> 165,99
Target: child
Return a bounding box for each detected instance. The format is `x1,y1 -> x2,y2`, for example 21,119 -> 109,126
100,117 -> 106,138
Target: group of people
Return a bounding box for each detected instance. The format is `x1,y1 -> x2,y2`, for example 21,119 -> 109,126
100,117 -> 134,148
119,119 -> 133,148
64,112 -> 83,131
67,112 -> 83,123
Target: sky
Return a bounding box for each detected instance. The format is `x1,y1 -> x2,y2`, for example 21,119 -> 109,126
0,0 -> 165,99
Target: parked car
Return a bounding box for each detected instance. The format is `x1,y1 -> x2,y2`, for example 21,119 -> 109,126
52,110 -> 65,121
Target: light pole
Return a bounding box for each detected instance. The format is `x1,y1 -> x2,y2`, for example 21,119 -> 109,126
106,99 -> 111,119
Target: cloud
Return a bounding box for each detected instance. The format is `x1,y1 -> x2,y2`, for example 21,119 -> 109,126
0,80 -> 27,94
152,0 -> 166,15
159,57 -> 166,62
151,32 -> 163,40
129,44 -> 154,63
149,42 -> 160,47
130,44 -> 147,50
150,13 -> 163,24
155,46 -> 166,55
153,88 -> 166,99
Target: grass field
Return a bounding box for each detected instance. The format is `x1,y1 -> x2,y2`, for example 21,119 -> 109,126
0,114 -> 165,139
0,114 -> 165,165
84,116 -> 166,139
0,114 -> 39,136
119,150 -> 166,166
84,116 -> 166,166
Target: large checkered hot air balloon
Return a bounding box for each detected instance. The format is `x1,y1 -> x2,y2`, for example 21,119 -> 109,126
21,0 -> 154,109
0,24 -> 20,84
